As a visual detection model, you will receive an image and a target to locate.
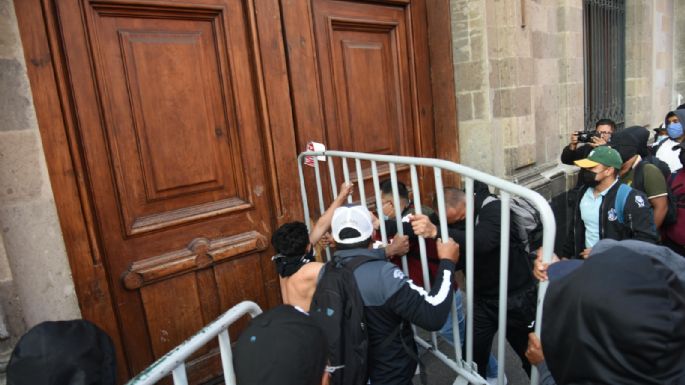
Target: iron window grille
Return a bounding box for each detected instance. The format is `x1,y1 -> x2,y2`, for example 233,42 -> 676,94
583,0 -> 626,131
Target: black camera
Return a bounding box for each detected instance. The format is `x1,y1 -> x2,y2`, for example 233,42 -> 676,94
576,131 -> 599,143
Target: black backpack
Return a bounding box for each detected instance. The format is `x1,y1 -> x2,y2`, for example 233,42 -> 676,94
481,195 -> 543,254
309,255 -> 374,385
633,155 -> 677,226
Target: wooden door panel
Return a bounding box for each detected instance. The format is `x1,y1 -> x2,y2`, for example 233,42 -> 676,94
214,254 -> 271,336
336,34 -> 398,154
90,5 -> 249,236
296,0 -> 419,212
313,1 -> 415,157
140,273 -> 205,357
53,0 -> 278,379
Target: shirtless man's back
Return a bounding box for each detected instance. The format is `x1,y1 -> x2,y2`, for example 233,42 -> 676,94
271,183 -> 353,312
271,183 -> 408,312
279,261 -> 324,311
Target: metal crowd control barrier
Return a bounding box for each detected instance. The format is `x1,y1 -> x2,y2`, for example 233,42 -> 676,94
126,301 -> 263,385
298,151 -> 556,385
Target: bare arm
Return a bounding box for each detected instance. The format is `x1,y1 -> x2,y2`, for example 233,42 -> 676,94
309,182 -> 354,245
649,195 -> 667,230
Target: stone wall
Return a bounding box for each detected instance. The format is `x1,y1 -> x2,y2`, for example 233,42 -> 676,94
451,0 -> 582,178
625,0 -> 676,128
450,0 -> 580,219
674,1 -> 685,106
0,0 -> 81,379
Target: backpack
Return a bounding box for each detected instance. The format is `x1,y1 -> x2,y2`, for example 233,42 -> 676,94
633,156 -> 677,226
511,196 -> 543,253
309,255 -> 374,385
614,183 -> 633,224
481,195 -> 543,253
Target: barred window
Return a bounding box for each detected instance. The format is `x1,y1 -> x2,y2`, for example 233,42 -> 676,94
583,0 -> 626,130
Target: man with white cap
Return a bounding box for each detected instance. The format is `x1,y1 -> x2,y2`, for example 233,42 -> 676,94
327,205 -> 459,385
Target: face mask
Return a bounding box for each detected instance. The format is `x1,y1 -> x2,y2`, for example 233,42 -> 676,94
382,214 -> 390,221
580,168 -> 600,188
656,135 -> 668,144
272,252 -> 314,278
668,122 -> 683,139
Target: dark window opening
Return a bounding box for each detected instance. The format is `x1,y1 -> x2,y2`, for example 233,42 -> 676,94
583,0 -> 626,130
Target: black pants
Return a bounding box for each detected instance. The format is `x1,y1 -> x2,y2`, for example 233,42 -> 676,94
470,285 -> 537,378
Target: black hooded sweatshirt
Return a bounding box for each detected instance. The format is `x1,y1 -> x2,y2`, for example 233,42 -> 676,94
432,187 -> 535,298
543,240 -> 685,384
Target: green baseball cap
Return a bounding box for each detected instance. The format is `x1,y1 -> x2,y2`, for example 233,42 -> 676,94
574,146 -> 623,170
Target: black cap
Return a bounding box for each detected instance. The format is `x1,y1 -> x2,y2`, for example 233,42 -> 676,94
542,240 -> 685,384
234,305 -> 328,385
7,320 -> 116,385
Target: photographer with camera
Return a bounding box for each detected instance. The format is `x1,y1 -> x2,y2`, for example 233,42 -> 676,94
561,118 -> 616,165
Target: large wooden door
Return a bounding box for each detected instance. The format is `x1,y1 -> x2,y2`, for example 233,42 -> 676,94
15,0 -> 458,382
48,0 -> 280,381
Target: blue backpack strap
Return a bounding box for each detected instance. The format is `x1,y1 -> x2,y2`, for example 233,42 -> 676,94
615,183 -> 631,224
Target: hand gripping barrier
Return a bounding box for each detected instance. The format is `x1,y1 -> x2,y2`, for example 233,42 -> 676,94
298,150 -> 556,385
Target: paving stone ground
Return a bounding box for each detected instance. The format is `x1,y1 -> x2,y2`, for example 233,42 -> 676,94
413,332 -> 530,385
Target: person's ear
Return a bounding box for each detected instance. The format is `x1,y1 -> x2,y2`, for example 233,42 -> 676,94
445,206 -> 456,220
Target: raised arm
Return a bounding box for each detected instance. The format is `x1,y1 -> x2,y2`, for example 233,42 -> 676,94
309,182 -> 354,245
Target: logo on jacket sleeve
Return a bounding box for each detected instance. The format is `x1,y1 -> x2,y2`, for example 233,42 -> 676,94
607,208 -> 617,222
393,269 -> 405,280
635,195 -> 645,208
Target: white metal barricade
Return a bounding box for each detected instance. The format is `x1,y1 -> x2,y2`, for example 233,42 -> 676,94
126,301 -> 262,385
298,151 -> 556,385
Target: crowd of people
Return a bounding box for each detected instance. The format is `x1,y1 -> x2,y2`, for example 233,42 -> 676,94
234,105 -> 685,385
8,110 -> 685,385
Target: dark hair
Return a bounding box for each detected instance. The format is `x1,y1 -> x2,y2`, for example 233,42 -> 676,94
433,187 -> 466,210
379,179 -> 409,199
271,222 -> 309,257
667,111 -> 678,120
677,104 -> 685,110
335,228 -> 371,250
595,118 -> 616,132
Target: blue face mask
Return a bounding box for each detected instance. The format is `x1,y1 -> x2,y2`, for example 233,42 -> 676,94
382,214 -> 390,221
668,122 -> 683,139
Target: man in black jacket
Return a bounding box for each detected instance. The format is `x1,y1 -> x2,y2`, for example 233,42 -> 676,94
561,146 -> 657,259
329,205 -> 458,385
411,185 -> 537,379
560,118 -> 615,165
